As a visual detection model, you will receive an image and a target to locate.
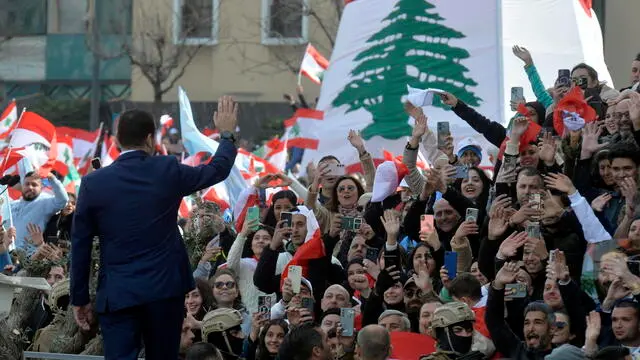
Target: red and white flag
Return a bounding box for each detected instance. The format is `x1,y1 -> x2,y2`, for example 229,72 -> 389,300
202,184 -> 231,212
155,114 -> 174,147
56,126 -> 101,165
280,206 -> 325,288
232,187 -> 260,233
299,44 -> 329,85
179,196 -> 194,219
283,109 -> 323,150
265,136 -> 288,172
101,135 -> 120,167
51,135 -> 75,177
8,111 -> 55,148
0,100 -> 18,140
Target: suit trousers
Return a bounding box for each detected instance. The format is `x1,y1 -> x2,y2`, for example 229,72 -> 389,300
99,296 -> 185,360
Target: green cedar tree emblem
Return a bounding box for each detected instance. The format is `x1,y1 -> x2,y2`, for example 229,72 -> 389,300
332,0 -> 482,140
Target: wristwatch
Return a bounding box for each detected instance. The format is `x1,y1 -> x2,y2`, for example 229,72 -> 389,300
220,131 -> 237,143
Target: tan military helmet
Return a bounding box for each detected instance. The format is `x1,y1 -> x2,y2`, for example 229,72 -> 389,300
47,279 -> 70,310
430,302 -> 474,329
201,308 -> 243,340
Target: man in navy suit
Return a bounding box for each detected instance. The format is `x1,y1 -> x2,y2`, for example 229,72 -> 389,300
70,96 -> 239,359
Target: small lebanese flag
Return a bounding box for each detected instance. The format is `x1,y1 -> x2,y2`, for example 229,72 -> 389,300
233,187 -> 260,233
9,111 -> 56,148
299,44 -> 329,85
101,135 -> 121,167
202,183 -> 231,212
155,114 -> 174,146
38,131 -> 59,178
280,206 -> 326,288
283,109 -> 324,150
371,160 -> 409,203
179,196 -> 194,219
265,136 -> 288,172
0,100 -> 18,139
51,135 -> 75,177
56,126 -> 101,165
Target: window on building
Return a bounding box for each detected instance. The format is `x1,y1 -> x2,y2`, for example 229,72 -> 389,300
261,0 -> 308,45
174,0 -> 218,45
0,0 -> 47,36
97,0 -> 133,35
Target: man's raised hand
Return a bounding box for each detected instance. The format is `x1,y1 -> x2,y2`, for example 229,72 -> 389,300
213,96 -> 239,133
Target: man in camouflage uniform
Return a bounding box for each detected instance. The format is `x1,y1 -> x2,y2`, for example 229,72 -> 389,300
420,302 -> 485,360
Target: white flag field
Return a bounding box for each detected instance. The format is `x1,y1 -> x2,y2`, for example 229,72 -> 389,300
300,0 -> 612,168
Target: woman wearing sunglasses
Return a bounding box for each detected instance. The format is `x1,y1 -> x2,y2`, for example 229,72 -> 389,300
209,268 -> 251,335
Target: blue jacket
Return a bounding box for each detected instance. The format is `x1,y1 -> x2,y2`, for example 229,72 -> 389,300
70,141 -> 237,312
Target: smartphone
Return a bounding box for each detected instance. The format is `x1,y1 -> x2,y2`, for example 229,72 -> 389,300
420,215 -> 435,234
341,217 -> 362,231
454,165 -> 469,179
207,235 -> 220,249
437,122 -> 450,148
301,297 -> 315,312
327,163 -> 346,177
628,260 -> 640,277
510,87 -> 525,111
280,212 -> 293,227
444,251 -> 457,279
557,69 -> 571,87
258,295 -> 272,319
465,208 -> 479,223
45,236 -> 59,246
340,308 -> 356,336
526,223 -> 541,239
365,247 -> 379,262
505,283 -> 527,299
246,206 -> 260,230
91,157 -> 102,170
549,249 -> 557,263
288,265 -> 303,294
383,253 -> 401,270
528,193 -> 541,211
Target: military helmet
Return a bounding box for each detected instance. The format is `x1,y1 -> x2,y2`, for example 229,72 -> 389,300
48,279 -> 70,310
201,308 -> 243,340
431,302 -> 475,329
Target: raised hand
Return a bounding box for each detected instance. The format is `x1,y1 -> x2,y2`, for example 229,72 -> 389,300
543,172 -> 577,195
585,311 -> 601,343
453,220 -> 479,242
591,193 -> 613,212
497,231 -> 528,259
26,223 -> 44,247
510,116 -> 529,141
329,213 -> 343,238
380,210 -> 401,241
494,261 -> 519,289
440,92 -> 458,107
512,45 -> 533,66
538,132 -> 556,164
580,122 -> 607,159
213,96 -> 239,133
412,269 -> 432,292
348,130 -> 366,153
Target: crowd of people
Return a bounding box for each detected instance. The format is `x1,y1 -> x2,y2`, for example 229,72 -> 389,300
3,47 -> 640,360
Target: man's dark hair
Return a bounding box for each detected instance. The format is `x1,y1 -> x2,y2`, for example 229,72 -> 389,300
185,342 -> 223,360
116,109 -> 156,148
524,301 -> 555,325
322,307 -> 341,320
594,346 -> 630,360
278,323 -> 324,360
572,62 -> 599,82
319,155 -> 340,164
607,142 -> 640,167
24,171 -> 40,180
635,53 -> 640,62
448,273 -> 482,301
613,299 -> 640,317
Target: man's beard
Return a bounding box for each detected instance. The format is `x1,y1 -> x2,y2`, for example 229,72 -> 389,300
22,193 -> 37,201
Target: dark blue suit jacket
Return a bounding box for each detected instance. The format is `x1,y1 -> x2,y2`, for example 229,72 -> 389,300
70,140 -> 237,313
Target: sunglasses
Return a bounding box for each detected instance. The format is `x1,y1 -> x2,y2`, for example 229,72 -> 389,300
338,185 -> 356,192
404,288 -> 423,298
214,281 -> 236,290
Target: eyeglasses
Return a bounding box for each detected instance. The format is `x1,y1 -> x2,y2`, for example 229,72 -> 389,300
214,281 -> 236,290
404,288 -> 423,298
554,321 -> 567,329
338,185 -> 356,193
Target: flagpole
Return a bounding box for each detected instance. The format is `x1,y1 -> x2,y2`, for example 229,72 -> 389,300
0,107 -> 26,175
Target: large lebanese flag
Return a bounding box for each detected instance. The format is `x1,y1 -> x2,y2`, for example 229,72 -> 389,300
51,135 -> 75,177
8,111 -> 55,148
300,0 -> 611,170
299,44 -> 329,85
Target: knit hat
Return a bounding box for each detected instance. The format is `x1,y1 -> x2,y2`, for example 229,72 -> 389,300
455,137 -> 483,162
371,161 -> 408,202
544,344 -> 585,360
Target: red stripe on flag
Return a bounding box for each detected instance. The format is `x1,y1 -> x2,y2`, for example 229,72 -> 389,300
300,69 -> 321,85
286,138 -> 319,150
283,108 -> 324,128
17,112 -> 55,144
280,228 -> 326,289
56,126 -> 100,142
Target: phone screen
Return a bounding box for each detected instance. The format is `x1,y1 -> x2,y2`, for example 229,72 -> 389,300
280,212 -> 293,227
444,251 -> 457,279
437,122 -> 450,148
420,215 -> 435,234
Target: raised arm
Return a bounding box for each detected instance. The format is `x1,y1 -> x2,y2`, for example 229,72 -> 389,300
348,130 -> 376,192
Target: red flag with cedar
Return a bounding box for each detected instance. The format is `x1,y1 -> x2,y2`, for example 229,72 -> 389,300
279,207 -> 325,289
553,86 -> 597,136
